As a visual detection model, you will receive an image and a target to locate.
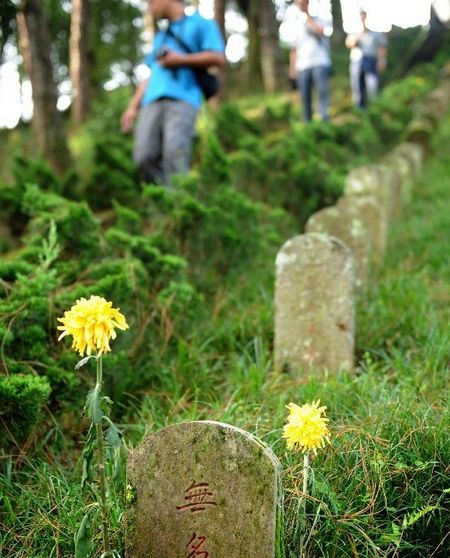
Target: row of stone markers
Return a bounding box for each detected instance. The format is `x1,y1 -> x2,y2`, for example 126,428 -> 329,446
274,69 -> 450,377
123,71 -> 450,558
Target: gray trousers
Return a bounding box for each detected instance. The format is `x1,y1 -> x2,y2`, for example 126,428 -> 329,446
133,99 -> 198,185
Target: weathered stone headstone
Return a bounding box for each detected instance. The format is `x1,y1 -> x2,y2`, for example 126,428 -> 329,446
305,205 -> 370,287
375,163 -> 404,220
414,102 -> 440,130
406,116 -> 434,154
126,421 -> 283,558
382,152 -> 414,204
274,233 -> 354,374
422,86 -> 450,121
344,165 -> 391,223
393,143 -> 424,174
337,195 -> 387,264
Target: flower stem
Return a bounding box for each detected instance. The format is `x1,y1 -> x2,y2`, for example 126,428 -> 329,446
299,452 -> 310,558
96,356 -> 110,553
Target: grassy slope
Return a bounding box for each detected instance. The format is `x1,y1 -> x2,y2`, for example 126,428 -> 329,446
130,114 -> 450,557
2,117 -> 450,557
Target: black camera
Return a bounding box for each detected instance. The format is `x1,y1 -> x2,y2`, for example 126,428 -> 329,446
156,46 -> 169,59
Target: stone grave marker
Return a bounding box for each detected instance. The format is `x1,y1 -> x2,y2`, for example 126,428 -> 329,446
305,205 -> 370,287
375,163 -> 403,221
394,143 -> 424,174
126,420 -> 283,558
337,195 -> 386,264
422,86 -> 450,122
406,116 -> 434,154
382,152 -> 414,204
344,164 -> 391,224
274,233 -> 354,374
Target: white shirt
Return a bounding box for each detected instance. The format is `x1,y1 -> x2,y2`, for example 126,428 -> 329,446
290,11 -> 333,72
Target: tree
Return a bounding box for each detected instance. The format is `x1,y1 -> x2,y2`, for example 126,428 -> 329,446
16,0 -> 71,173
259,0 -> 282,93
214,0 -> 228,99
70,0 -> 89,123
236,0 -> 281,92
331,0 -> 344,44
405,6 -> 448,71
86,0 -> 142,90
214,0 -> 226,40
1,0 -> 16,63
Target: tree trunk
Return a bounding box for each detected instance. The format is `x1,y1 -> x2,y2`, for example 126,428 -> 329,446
16,0 -> 71,174
402,7 -> 448,75
70,0 -> 89,123
214,0 -> 226,40
247,0 -> 263,90
1,2 -> 16,63
331,0 -> 344,45
213,0 -> 228,101
259,0 -> 281,93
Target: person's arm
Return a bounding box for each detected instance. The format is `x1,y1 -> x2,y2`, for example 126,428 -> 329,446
306,15 -> 326,37
120,78 -> 148,133
345,34 -> 359,49
289,48 -> 297,80
159,50 -> 225,70
160,17 -> 225,71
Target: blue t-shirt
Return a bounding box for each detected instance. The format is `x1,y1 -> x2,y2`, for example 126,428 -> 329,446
142,12 -> 225,109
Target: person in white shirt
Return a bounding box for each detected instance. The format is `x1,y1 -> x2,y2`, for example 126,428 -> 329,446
289,0 -> 333,122
345,10 -> 387,108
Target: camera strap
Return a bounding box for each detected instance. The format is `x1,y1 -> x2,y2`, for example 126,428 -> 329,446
165,25 -> 194,54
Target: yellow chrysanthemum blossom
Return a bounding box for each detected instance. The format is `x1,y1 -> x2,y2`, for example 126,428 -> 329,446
57,296 -> 129,356
283,400 -> 330,455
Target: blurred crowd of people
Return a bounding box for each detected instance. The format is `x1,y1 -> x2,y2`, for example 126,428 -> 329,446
122,0 -> 388,185
289,0 -> 388,122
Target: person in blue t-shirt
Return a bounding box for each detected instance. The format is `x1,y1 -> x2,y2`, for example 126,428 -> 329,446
121,0 -> 225,185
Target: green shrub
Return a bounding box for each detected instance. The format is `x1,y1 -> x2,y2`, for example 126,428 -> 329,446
84,136 -> 139,210
0,374 -> 51,445
12,154 -> 62,194
22,184 -> 101,260
112,200 -> 143,234
197,130 -> 230,187
213,101 -> 260,151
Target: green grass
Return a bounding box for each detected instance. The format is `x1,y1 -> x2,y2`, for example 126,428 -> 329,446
2,116 -> 450,557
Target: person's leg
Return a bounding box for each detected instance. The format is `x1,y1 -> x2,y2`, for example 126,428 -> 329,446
161,100 -> 198,184
297,69 -> 313,122
313,65 -> 330,121
350,61 -> 362,107
359,71 -> 367,109
365,72 -> 379,101
133,102 -> 164,183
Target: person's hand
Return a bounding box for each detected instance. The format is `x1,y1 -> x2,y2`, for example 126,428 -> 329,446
305,15 -> 315,31
121,105 -> 137,134
158,50 -> 187,68
289,67 -> 297,81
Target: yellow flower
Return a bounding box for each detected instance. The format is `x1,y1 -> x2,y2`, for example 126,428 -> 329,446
57,296 -> 129,357
283,400 -> 330,455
